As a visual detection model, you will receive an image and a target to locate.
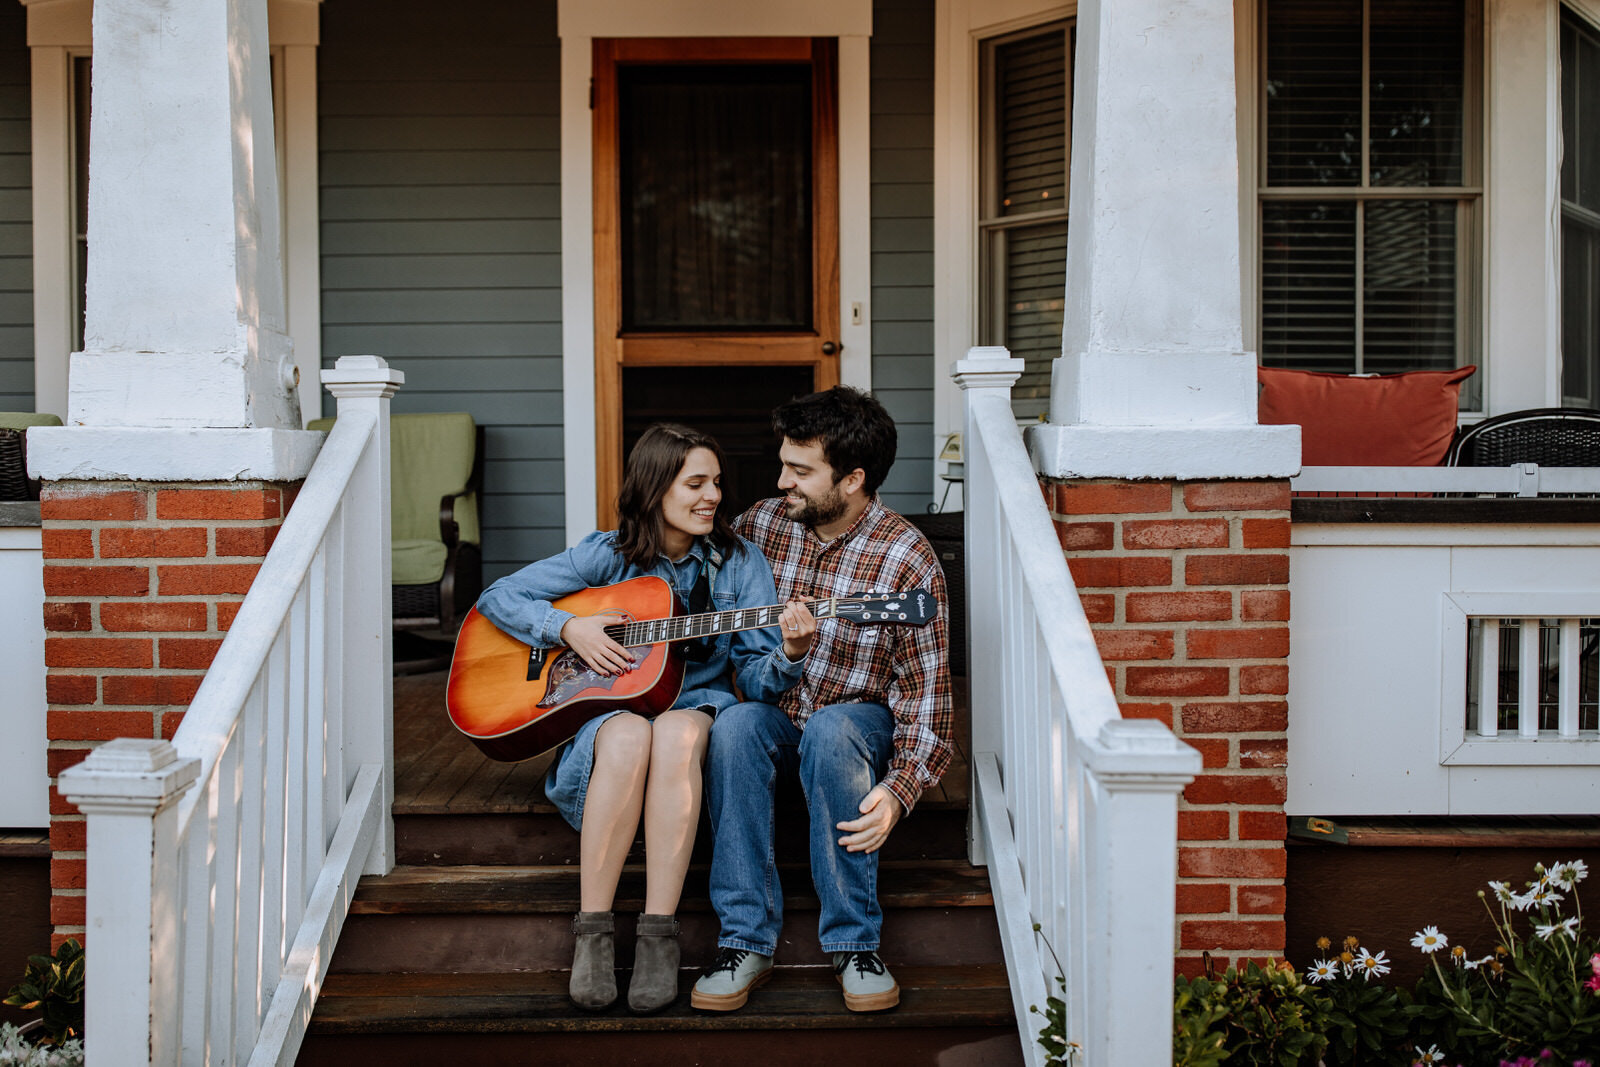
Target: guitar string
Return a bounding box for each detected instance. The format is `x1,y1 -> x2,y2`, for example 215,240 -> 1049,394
602,599 -> 836,647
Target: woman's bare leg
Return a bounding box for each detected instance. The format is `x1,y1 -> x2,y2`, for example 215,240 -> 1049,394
578,713 -> 652,912
641,707 -> 714,915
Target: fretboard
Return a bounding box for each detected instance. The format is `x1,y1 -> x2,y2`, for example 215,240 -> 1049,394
604,599 -> 835,648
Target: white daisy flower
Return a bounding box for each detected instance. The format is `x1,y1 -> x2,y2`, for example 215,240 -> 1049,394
1415,1046 -> 1446,1065
1528,886 -> 1565,908
1306,959 -> 1337,983
1509,891 -> 1537,912
1410,927 -> 1448,953
1356,948 -> 1390,981
1462,955 -> 1494,971
1554,859 -> 1590,887
1487,880 -> 1515,904
1555,916 -> 1581,940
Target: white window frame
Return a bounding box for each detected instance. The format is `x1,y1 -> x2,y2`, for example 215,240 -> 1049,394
20,0 -> 324,422
1558,0 -> 1600,407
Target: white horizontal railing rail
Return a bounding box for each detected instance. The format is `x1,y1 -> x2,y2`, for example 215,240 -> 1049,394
1293,464 -> 1600,496
956,347 -> 1202,1067
60,355 -> 403,1067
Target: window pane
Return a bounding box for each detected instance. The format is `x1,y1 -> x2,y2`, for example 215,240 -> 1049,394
1562,216 -> 1600,404
619,65 -> 812,331
1261,201 -> 1357,371
1265,0 -> 1362,187
995,31 -> 1067,217
1362,200 -> 1458,372
1002,220 -> 1068,419
1561,10 -> 1600,404
1369,2 -> 1466,186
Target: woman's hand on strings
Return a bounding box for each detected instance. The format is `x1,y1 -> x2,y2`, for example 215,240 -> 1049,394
560,614 -> 636,676
778,599 -> 816,661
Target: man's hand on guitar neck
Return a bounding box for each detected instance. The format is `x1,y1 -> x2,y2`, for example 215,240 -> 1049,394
559,614 -> 637,676
778,598 -> 816,662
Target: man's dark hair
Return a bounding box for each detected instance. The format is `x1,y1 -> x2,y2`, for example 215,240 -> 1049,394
615,422 -> 742,568
772,386 -> 897,496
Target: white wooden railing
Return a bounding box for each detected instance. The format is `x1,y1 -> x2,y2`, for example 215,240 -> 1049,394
59,355 -> 403,1067
955,347 -> 1203,1067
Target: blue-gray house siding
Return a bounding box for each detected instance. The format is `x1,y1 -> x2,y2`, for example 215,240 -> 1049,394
0,1 -> 33,413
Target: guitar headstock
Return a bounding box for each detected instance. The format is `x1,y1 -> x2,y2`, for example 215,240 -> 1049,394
826,588 -> 938,626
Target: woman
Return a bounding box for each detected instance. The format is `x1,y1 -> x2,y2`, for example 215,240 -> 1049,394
475,423 -> 814,1013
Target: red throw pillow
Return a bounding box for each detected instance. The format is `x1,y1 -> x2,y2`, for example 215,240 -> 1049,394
1258,365 -> 1477,466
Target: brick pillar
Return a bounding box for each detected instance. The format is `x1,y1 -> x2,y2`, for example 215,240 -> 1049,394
40,481 -> 294,944
1045,476 -> 1290,975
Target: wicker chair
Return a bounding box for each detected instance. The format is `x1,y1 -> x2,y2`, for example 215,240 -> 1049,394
0,413 -> 64,501
1445,407 -> 1600,467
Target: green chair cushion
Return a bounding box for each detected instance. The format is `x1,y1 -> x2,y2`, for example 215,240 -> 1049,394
0,413 -> 64,430
393,539 -> 450,587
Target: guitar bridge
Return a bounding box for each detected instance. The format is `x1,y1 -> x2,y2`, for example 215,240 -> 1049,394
526,646 -> 548,682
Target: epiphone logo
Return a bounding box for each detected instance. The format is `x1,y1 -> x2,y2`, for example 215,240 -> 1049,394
917,593 -> 928,617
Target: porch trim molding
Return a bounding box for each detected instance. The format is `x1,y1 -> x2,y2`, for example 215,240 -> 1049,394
26,426 -> 323,482
556,0 -> 873,540
1027,424 -> 1300,481
19,0 -> 324,424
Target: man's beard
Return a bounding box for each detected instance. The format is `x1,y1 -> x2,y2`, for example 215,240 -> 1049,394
784,483 -> 847,528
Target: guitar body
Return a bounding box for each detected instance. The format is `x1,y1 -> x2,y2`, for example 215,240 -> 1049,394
446,575 -> 686,762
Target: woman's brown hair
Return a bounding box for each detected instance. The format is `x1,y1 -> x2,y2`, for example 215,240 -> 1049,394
614,423 -> 743,568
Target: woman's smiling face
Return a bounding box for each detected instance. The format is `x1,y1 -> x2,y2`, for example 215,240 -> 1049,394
659,446 -> 722,551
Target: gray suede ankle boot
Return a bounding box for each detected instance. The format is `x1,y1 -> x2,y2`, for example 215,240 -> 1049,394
627,913 -> 681,1014
569,911 -> 617,1011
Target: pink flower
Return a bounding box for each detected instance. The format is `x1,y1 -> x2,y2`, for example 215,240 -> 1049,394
1588,953 -> 1600,995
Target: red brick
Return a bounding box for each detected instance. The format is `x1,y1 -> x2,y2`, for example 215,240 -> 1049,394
1181,920 -> 1286,951
1186,554 -> 1289,587
51,857 -> 85,891
1068,556 -> 1171,588
1241,590 -> 1290,622
1241,665 -> 1289,695
1122,519 -> 1229,550
46,675 -> 97,705
41,529 -> 93,559
157,488 -> 282,520
1055,482 -> 1173,515
49,819 -> 85,851
1055,522 -> 1114,551
102,674 -> 203,707
160,711 -> 187,738
47,748 -> 90,777
217,601 -> 242,630
1184,482 -> 1291,512
1178,809 -> 1231,840
50,932 -> 83,951
1079,594 -> 1115,623
1094,629 -> 1174,661
1179,846 -> 1288,879
1176,883 -> 1232,915
1238,811 -> 1288,841
50,894 -> 86,926
1239,739 -> 1288,768
43,565 -> 149,598
1174,956 -> 1216,979
49,786 -> 77,815
1188,627 -> 1290,660
1241,518 -> 1291,549
215,525 -> 280,557
1125,666 -> 1230,697
40,489 -> 146,521
42,602 -> 93,632
48,709 -> 155,742
45,637 -> 152,669
1119,702 -> 1173,727
99,527 -> 208,559
1181,701 -> 1288,734
1187,737 -> 1231,769
1126,591 -> 1232,622
100,602 -> 209,632
159,638 -> 224,670
1185,773 -> 1287,806
157,563 -> 261,596
1239,885 -> 1287,915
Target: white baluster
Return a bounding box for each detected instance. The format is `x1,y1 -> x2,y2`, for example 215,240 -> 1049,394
1559,618 -> 1581,739
1477,619 -> 1500,737
1520,619 -> 1541,739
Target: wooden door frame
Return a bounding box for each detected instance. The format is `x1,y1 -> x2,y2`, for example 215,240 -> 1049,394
591,37 -> 841,528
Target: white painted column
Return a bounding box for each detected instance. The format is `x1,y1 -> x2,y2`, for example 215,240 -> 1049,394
1031,0 -> 1298,480
57,739 -> 200,1067
69,0 -> 298,430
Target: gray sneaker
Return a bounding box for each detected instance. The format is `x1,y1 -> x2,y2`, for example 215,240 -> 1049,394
832,951 -> 900,1012
690,947 -> 773,1011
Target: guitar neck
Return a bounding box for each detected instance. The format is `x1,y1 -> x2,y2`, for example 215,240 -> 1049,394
604,599 -> 834,648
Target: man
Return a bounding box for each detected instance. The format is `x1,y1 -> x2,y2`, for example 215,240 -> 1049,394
690,386 -> 953,1014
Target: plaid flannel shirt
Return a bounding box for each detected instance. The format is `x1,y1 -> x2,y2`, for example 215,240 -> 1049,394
735,496 -> 953,814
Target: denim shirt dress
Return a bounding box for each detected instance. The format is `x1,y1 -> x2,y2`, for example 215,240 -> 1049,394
476,530 -> 804,829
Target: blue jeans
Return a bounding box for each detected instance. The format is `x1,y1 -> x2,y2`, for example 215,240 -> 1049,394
705,699 -> 894,955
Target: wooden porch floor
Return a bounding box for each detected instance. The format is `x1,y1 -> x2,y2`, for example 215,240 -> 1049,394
392,671 -> 971,815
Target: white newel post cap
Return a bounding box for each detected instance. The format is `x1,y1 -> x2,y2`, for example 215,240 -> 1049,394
952,346 -> 1025,394
57,739 -> 201,816
322,355 -> 405,401
1083,719 -> 1203,791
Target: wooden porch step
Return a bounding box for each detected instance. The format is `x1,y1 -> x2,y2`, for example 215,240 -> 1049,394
350,859 -> 992,915
1290,814 -> 1600,850
0,830 -> 49,859
306,964 -> 1017,1035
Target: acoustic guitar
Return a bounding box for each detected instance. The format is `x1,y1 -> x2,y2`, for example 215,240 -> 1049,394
446,574 -> 937,762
